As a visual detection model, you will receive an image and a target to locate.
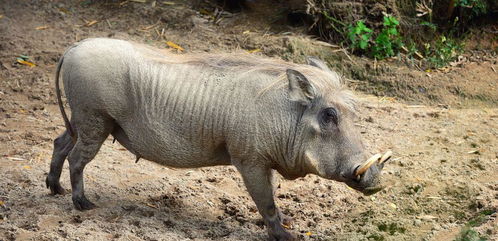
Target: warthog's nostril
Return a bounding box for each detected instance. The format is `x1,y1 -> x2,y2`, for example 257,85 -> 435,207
352,165 -> 362,182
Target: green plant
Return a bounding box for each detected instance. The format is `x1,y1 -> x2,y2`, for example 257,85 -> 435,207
367,233 -> 385,241
420,21 -> 437,31
454,0 -> 488,17
406,42 -> 419,57
372,16 -> 403,59
424,35 -> 463,68
339,13 -> 468,68
322,11 -> 346,36
455,228 -> 487,241
346,16 -> 404,59
467,210 -> 495,227
454,209 -> 495,241
346,20 -> 372,51
377,222 -> 406,235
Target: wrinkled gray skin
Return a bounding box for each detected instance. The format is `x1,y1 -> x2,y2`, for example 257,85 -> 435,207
46,38 -> 385,241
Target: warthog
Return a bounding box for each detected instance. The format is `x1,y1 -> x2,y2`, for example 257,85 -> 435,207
46,38 -> 391,240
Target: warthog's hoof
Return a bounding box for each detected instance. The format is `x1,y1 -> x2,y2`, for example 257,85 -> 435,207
45,176 -> 66,195
268,230 -> 296,241
72,196 -> 97,211
281,214 -> 294,228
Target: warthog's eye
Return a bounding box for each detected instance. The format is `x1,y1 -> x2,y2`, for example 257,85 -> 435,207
319,107 -> 339,127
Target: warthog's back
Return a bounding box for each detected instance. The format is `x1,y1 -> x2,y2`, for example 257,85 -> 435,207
61,38 -> 300,167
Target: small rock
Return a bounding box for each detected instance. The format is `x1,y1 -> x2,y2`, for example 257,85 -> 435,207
419,215 -> 437,221
432,224 -> 441,231
220,197 -> 231,204
206,177 -> 217,182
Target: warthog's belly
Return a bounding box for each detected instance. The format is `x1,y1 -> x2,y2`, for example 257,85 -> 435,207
113,119 -> 232,168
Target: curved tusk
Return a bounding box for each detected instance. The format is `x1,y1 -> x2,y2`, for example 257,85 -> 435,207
355,153 -> 382,176
379,150 -> 392,164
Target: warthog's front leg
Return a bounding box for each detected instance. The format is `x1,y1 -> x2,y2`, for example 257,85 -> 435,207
235,163 -> 295,241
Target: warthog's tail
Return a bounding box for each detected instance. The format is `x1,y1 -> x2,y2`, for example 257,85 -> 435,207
55,46 -> 76,142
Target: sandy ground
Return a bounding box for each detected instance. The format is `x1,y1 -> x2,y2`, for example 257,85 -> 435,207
0,1 -> 497,240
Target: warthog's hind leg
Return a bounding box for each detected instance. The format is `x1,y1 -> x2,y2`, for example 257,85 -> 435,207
46,130 -> 75,195
68,113 -> 113,211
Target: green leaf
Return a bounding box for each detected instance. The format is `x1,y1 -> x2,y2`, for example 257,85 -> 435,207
356,21 -> 372,33
357,21 -> 366,29
420,21 -> 437,31
387,28 -> 398,35
359,40 -> 368,49
383,16 -> 390,26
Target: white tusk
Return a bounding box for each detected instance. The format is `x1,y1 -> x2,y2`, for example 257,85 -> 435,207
379,150 -> 392,164
355,153 -> 382,176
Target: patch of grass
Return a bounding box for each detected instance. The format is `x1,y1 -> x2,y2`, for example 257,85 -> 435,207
455,228 -> 487,241
424,35 -> 463,68
454,210 -> 468,220
420,21 -> 437,31
367,233 -> 385,241
468,210 -> 495,227
455,209 -> 495,241
377,222 -> 406,235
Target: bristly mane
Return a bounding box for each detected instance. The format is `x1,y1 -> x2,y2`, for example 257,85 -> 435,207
132,42 -> 357,113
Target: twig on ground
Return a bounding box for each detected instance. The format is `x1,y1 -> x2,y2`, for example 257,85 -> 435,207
106,19 -> 112,28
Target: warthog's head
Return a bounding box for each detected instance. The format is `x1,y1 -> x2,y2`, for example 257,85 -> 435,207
287,57 -> 391,195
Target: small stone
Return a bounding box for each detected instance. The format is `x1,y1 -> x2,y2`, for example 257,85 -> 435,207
432,224 -> 441,231
419,215 -> 437,221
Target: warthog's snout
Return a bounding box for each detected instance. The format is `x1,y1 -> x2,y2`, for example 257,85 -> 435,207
342,151 -> 392,195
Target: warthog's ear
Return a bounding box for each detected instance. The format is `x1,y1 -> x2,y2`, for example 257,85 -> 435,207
306,56 -> 332,73
286,69 -> 316,105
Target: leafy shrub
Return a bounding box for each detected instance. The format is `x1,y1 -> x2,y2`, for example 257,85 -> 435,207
344,15 -> 464,68
454,0 -> 489,17
372,16 -> 403,59
305,0 -> 495,68
424,35 -> 463,68
347,20 -> 372,51
346,16 -> 403,60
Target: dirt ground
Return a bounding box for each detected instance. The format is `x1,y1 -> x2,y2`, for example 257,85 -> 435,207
0,1 -> 497,240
